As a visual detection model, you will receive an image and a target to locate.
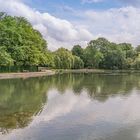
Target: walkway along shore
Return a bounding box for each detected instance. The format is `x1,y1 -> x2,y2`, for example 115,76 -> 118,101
0,70 -> 56,80
1,69 -> 140,80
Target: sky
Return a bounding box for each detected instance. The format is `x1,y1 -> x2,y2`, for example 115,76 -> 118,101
0,0 -> 140,50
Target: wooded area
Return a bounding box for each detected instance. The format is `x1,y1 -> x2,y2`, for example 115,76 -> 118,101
1,12 -> 140,71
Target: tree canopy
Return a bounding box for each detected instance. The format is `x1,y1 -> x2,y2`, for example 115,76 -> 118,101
1,12 -> 140,70
0,12 -> 48,67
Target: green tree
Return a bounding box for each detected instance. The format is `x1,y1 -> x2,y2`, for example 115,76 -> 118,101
136,45 -> 140,53
54,48 -> 75,69
72,45 -> 84,60
0,46 -> 14,66
0,12 -> 54,68
73,56 -> 84,69
42,51 -> 55,67
103,48 -> 126,69
134,54 -> 140,69
83,38 -> 105,68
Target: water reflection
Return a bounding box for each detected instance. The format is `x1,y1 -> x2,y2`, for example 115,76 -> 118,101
0,77 -> 48,134
48,73 -> 140,100
0,73 -> 140,140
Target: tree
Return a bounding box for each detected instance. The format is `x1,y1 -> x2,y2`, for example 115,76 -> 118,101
0,12 -> 52,67
134,54 -> 140,69
0,46 -> 14,66
0,15 -> 46,50
124,58 -> 134,69
54,48 -> 74,69
72,45 -> 84,60
73,56 -> 84,69
118,43 -> 136,59
41,51 -> 55,67
83,38 -> 106,68
102,48 -> 126,69
136,45 -> 140,53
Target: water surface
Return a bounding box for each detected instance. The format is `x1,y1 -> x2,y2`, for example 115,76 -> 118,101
0,73 -> 140,140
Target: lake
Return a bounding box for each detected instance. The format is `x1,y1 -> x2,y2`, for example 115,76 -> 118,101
0,73 -> 140,140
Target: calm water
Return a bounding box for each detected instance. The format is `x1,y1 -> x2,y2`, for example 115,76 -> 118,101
0,73 -> 140,140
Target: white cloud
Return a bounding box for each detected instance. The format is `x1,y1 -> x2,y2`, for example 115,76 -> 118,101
0,0 -> 140,50
0,0 -> 93,50
82,6 -> 140,46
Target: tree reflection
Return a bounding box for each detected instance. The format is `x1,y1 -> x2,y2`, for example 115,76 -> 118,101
1,73 -> 140,134
47,73 -> 140,101
0,77 -> 49,134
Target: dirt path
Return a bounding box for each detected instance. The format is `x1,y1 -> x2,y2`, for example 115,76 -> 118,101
0,70 -> 55,79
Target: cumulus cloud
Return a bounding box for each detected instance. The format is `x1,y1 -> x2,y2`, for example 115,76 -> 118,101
0,0 -> 93,50
82,6 -> 140,46
0,0 -> 140,49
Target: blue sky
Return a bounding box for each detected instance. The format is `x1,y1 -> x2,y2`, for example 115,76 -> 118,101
23,0 -> 139,13
0,0 -> 140,50
23,0 -> 125,18
24,0 -> 119,10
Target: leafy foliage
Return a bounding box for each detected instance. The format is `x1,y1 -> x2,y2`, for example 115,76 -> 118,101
0,12 -> 140,70
54,48 -> 74,69
0,12 -> 48,67
0,46 -> 14,66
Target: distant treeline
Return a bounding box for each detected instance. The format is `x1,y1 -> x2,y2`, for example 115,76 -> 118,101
1,12 -> 140,71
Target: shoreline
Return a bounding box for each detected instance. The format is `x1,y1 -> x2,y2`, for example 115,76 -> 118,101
0,69 -> 140,80
0,70 -> 56,80
58,69 -> 140,74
